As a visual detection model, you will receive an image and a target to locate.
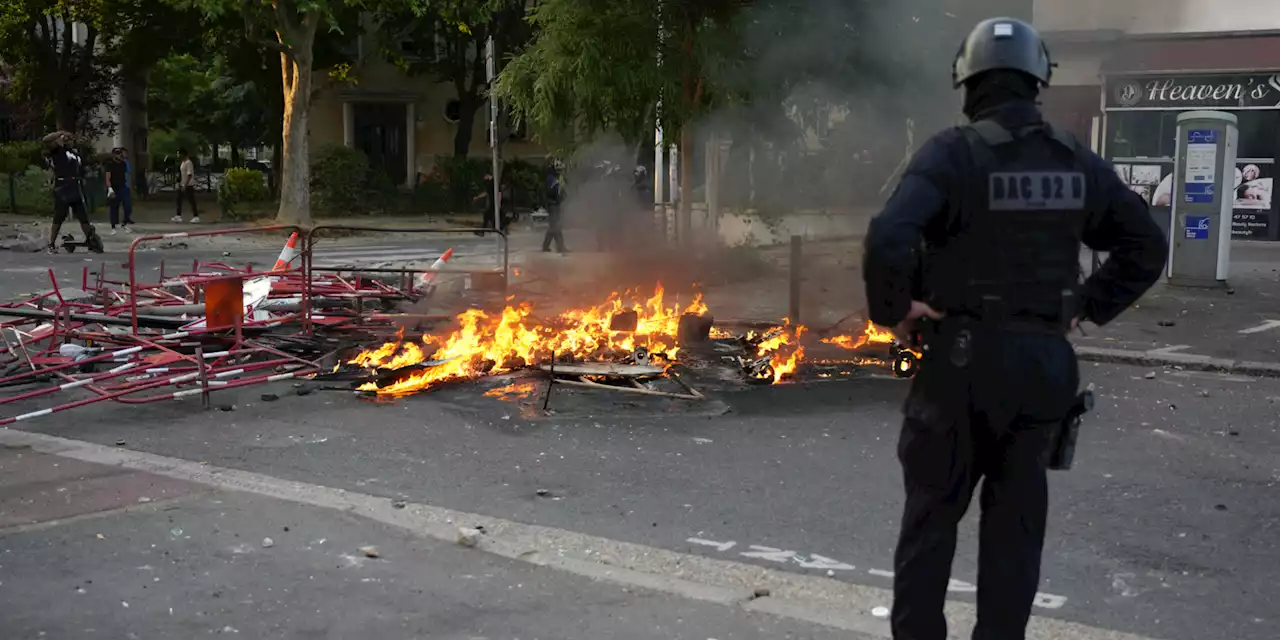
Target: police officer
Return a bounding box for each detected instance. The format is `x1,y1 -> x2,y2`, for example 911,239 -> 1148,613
42,130 -> 102,254
862,18 -> 1167,640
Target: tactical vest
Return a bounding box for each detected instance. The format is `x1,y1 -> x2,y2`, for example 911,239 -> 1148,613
47,148 -> 85,204
924,120 -> 1091,331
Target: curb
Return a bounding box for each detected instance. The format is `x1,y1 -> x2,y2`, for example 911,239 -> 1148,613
1075,346 -> 1280,378
0,428 -> 1167,640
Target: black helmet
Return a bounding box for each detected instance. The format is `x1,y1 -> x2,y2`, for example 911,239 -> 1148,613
952,18 -> 1052,88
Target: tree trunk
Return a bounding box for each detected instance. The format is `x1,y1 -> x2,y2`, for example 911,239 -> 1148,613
453,98 -> 479,158
119,65 -> 152,195
275,12 -> 319,227
55,101 -> 76,133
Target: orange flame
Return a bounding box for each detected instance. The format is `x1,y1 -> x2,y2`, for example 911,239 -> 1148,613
746,321 -> 807,383
351,284 -> 708,396
822,321 -> 895,350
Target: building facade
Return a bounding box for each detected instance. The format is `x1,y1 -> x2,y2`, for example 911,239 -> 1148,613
309,17 -> 546,188
1036,0 -> 1280,240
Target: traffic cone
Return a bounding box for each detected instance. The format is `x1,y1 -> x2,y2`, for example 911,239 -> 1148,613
270,232 -> 299,272
417,247 -> 454,291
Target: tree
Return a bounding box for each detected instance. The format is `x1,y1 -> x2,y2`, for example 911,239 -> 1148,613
176,0 -> 371,226
0,0 -> 120,134
375,0 -> 532,157
491,0 -> 751,240
110,1 -> 204,184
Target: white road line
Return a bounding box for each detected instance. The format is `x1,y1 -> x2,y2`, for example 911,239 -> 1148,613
0,428 -> 1161,640
1146,345 -> 1191,355
1238,319 -> 1280,334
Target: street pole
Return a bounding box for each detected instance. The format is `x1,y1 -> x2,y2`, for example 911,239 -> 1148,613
486,36 -> 503,260
654,4 -> 667,243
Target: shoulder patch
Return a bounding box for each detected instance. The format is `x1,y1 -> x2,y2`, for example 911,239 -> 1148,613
989,171 -> 1086,210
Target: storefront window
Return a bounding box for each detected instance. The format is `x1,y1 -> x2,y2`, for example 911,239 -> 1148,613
1107,111 -> 1178,159
1236,111 -> 1279,160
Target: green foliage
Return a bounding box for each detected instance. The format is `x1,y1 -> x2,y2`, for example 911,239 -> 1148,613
311,144 -> 371,215
426,155 -> 489,212
149,130 -> 203,171
9,166 -> 53,212
0,141 -> 45,175
218,167 -> 272,220
503,158 -> 549,209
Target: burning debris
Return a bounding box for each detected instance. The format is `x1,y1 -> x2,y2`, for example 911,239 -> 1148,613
822,321 -> 923,379
738,323 -> 806,384
346,285 -> 706,396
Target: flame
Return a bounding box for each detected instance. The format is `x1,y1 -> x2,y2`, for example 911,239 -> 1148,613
746,321 -> 806,383
822,321 -> 896,350
351,284 -> 708,396
484,382 -> 536,401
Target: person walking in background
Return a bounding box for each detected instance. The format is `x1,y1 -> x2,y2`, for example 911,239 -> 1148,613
541,164 -> 567,254
104,147 -> 134,234
172,148 -> 199,223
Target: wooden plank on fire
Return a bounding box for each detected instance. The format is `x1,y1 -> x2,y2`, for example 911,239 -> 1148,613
537,363 -> 666,378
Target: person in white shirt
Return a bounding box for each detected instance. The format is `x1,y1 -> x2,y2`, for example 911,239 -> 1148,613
172,148 -> 200,223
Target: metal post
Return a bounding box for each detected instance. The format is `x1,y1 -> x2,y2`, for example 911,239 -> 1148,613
788,235 -> 801,325
487,36 -> 501,234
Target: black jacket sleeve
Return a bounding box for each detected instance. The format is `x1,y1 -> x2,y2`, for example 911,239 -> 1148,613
862,132 -> 956,327
1079,153 -> 1169,325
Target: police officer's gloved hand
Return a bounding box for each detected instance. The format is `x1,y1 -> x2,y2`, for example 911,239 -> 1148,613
892,301 -> 944,343
107,187 -> 115,199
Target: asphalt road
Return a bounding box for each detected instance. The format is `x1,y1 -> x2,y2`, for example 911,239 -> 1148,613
0,450 -> 843,640
5,356 -> 1276,639
2,242 -> 1278,639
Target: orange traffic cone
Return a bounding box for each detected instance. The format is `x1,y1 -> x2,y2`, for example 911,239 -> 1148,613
417,247 -> 454,291
270,232 -> 299,272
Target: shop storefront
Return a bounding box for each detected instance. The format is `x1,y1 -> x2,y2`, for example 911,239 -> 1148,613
1102,71 -> 1280,241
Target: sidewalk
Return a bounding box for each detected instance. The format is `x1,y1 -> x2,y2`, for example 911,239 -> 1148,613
0,446 -> 853,639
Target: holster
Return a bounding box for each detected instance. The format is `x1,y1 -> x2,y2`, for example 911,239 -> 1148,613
1048,387 -> 1094,471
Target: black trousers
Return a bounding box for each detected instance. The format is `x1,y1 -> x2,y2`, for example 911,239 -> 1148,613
51,184 -> 94,245
891,329 -> 1077,640
176,186 -> 198,217
541,204 -> 565,252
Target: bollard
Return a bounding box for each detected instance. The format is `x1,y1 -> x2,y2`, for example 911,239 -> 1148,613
789,235 -> 801,325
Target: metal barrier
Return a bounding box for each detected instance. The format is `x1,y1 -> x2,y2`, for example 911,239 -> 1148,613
300,225 -> 509,334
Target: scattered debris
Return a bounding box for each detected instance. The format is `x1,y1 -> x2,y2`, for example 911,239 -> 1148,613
457,527 -> 482,547
261,393 -> 279,402
1215,504 -> 1228,511
1157,320 -> 1176,327
753,587 -> 771,598
115,439 -> 127,446
1144,372 -> 1157,379
262,537 -> 274,548
392,500 -> 407,509
536,489 -> 550,497
872,606 -> 890,618
359,545 -> 380,558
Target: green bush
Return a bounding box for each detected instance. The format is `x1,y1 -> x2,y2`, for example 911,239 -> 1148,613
218,167 -> 272,220
504,158 -> 549,210
11,166 -> 53,212
428,156 -> 489,212
311,144 -> 372,215
0,142 -> 46,175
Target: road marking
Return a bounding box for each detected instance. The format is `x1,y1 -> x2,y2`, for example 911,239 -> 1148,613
0,428 -> 1152,640
686,537 -> 737,552
1238,319 -> 1280,334
1146,345 -> 1191,355
688,537 -> 1067,609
